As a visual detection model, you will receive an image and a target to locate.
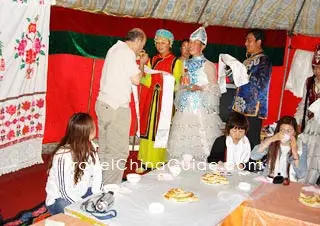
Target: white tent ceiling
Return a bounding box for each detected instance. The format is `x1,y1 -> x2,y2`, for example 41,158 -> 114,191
55,0 -> 320,36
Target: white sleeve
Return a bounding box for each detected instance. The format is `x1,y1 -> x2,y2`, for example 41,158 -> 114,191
91,152 -> 103,194
56,153 -> 81,203
295,82 -> 307,125
120,49 -> 141,79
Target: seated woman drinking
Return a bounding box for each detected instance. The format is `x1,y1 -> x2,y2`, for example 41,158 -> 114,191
251,116 -> 307,182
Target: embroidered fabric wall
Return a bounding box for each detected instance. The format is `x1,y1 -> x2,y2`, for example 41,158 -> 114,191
0,0 -> 51,175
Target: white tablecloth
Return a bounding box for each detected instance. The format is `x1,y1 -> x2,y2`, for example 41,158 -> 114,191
66,164 -> 261,226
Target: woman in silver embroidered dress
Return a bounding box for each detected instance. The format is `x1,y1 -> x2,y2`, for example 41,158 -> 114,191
294,44 -> 320,184
167,27 -> 223,161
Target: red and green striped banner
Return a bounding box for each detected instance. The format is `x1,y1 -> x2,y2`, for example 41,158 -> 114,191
49,6 -> 286,65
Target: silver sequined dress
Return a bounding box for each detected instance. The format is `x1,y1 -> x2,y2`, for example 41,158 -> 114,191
167,55 -> 223,161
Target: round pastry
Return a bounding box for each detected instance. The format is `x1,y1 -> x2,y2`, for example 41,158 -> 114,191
164,188 -> 198,202
299,192 -> 320,208
201,173 -> 229,185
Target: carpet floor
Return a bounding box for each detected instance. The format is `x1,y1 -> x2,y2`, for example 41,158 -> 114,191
0,151 -> 142,224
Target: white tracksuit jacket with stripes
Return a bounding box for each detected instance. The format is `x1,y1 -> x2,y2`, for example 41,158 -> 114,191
45,143 -> 102,206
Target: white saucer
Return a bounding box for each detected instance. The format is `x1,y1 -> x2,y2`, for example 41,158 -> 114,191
238,182 -> 251,191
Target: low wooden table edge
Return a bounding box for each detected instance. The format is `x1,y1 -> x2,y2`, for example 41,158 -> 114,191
31,213 -> 96,226
64,208 -> 107,226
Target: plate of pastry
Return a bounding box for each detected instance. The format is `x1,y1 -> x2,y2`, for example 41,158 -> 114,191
164,188 -> 199,202
201,173 -> 229,185
299,186 -> 320,208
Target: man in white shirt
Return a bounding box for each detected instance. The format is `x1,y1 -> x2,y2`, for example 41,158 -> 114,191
95,28 -> 148,184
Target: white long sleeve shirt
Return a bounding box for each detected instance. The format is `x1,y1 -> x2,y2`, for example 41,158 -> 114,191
45,143 -> 102,206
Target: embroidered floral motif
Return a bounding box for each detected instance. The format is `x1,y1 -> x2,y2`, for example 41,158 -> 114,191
233,96 -> 246,112
14,16 -> 46,79
0,97 -> 44,145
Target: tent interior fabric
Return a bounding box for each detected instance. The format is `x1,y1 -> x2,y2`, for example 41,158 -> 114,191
55,0 -> 320,36
41,5 -> 320,144
0,2 -> 320,176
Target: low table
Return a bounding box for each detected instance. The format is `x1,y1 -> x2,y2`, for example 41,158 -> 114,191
65,164 -> 261,226
222,182 -> 320,226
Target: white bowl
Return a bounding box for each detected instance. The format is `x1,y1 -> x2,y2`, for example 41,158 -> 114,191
103,184 -> 120,193
238,182 -> 251,191
127,173 -> 141,184
182,154 -> 193,162
168,165 -> 182,176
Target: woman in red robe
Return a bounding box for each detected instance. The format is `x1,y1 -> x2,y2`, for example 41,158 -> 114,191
138,29 -> 182,169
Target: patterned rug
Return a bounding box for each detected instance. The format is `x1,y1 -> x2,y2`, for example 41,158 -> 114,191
1,202 -> 50,226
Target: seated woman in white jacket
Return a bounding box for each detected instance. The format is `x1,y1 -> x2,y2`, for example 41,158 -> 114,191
251,116 -> 307,182
45,113 -> 102,215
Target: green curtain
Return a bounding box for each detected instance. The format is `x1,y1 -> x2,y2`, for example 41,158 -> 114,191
49,31 -> 284,65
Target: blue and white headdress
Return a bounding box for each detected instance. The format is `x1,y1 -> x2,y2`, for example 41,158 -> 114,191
189,27 -> 207,45
155,29 -> 174,46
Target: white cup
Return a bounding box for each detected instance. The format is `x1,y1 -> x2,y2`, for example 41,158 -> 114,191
168,165 -> 182,176
281,134 -> 290,143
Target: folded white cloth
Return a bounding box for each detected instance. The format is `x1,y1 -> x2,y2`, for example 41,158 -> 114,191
308,99 -> 320,123
285,49 -> 314,97
218,54 -> 248,93
226,135 -> 251,165
143,66 -> 175,148
132,85 -> 140,137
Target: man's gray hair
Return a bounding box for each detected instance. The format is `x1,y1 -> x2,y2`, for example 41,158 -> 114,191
124,28 -> 145,42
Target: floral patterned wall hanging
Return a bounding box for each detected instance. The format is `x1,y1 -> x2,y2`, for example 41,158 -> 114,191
0,0 -> 52,175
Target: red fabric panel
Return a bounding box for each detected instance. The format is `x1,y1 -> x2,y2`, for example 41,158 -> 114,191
45,55 -> 138,143
87,58 -> 103,137
50,6 -> 286,47
280,35 -> 320,118
291,34 -> 320,51
264,66 -> 285,125
44,54 -> 94,143
280,91 -> 301,117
